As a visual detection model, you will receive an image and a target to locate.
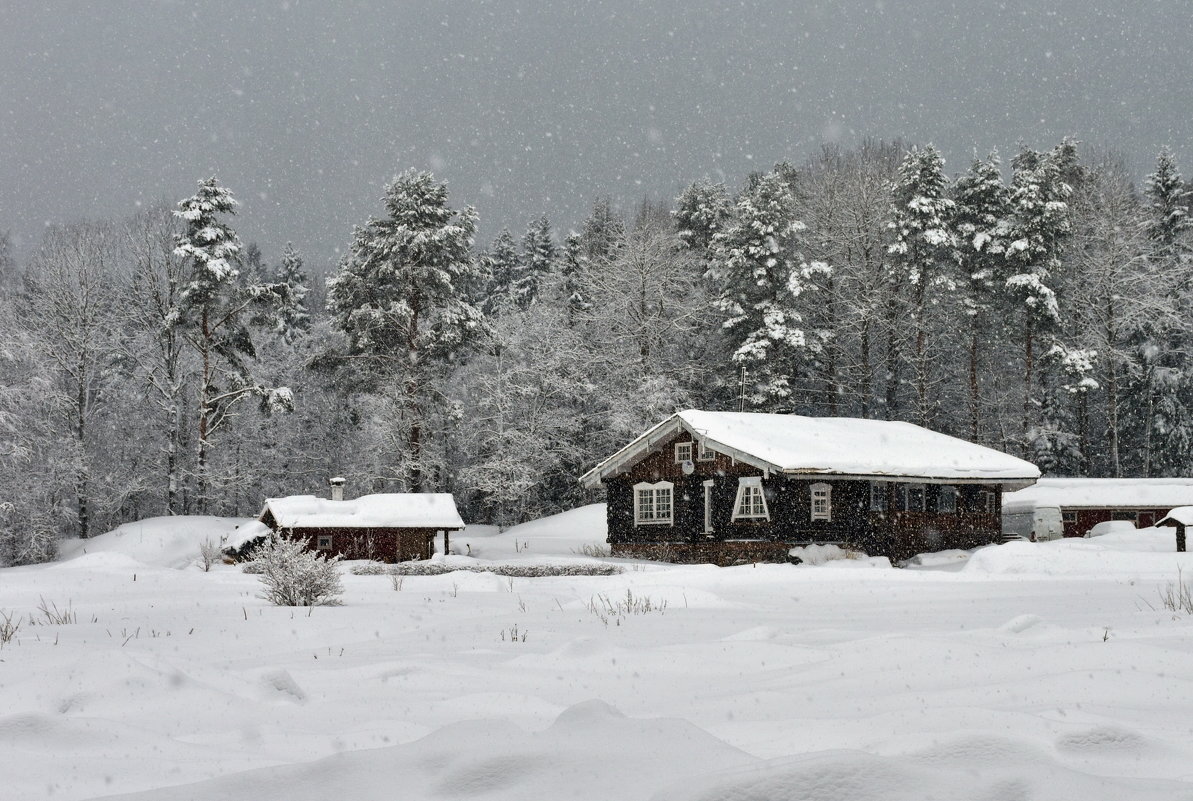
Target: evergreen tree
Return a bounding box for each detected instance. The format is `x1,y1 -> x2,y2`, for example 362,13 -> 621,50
1002,141 -> 1077,447
581,196 -> 625,261
172,177 -> 292,512
482,229 -> 520,315
513,215 -> 556,310
674,179 -> 732,261
952,152 -> 1009,440
273,242 -> 311,341
560,231 -> 590,325
326,169 -> 485,491
1144,148 -> 1191,266
240,242 -> 267,287
710,170 -> 828,407
887,144 -> 955,426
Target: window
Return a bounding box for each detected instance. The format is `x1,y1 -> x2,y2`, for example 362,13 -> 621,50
674,442 -> 694,464
901,484 -> 926,512
732,476 -> 770,521
634,481 -> 674,525
810,482 -> 832,521
697,440 -> 716,461
316,535 -> 333,550
938,485 -> 957,514
1112,510 -> 1138,523
1062,511 -> 1077,523
869,481 -> 887,512
981,490 -> 996,514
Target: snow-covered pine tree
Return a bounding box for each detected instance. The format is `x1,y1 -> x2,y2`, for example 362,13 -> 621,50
172,177 -> 293,513
326,169 -> 485,491
674,179 -> 732,259
952,152 -> 1009,440
1001,141 -> 1077,448
240,242 -> 267,288
710,169 -> 828,408
513,215 -> 556,310
482,229 -> 520,315
560,231 -> 590,325
887,144 -> 955,426
581,196 -> 625,261
273,242 -> 311,341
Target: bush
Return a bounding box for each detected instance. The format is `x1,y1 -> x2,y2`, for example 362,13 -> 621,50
198,538 -> 222,571
255,535 -> 344,607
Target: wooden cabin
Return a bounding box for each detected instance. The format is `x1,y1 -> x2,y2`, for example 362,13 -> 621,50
256,488 -> 465,563
1002,478 -> 1193,538
580,410 -> 1040,564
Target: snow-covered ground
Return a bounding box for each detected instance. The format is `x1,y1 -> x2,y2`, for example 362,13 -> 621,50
3,509 -> 1193,799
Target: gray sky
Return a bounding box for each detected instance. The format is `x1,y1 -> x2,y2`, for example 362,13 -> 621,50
3,0 -> 1190,271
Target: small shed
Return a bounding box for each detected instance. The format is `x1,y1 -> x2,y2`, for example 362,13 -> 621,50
1155,506 -> 1193,552
258,492 -> 466,562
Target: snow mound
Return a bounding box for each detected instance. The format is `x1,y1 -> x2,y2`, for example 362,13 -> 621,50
999,614 -> 1046,634
58,516 -> 251,570
1056,726 -> 1149,755
789,544 -> 890,569
458,504 -> 609,560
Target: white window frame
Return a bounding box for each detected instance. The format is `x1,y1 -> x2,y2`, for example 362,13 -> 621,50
316,535 -> 333,550
674,442 -> 694,464
634,481 -> 674,525
703,479 -> 715,534
869,481 -> 887,512
981,489 -> 996,514
810,482 -> 832,522
938,485 -> 957,514
902,483 -> 926,512
697,440 -> 716,461
731,476 -> 770,522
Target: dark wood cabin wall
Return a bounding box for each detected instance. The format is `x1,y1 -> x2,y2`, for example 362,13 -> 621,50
267,525 -> 438,563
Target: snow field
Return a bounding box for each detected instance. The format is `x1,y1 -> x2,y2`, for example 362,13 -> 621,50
2,509 -> 1193,799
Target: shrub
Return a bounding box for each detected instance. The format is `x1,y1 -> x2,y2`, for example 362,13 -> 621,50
255,535 -> 344,607
198,538 -> 222,572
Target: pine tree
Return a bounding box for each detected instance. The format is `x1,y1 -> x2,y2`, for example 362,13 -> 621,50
710,170 -> 828,407
581,196 -> 625,261
1002,141 -> 1077,447
273,242 -> 310,341
513,215 -> 556,310
560,231 -> 591,325
952,152 -> 1009,440
482,229 -> 520,315
674,179 -> 732,258
887,144 -> 955,426
172,177 -> 293,512
326,169 -> 485,491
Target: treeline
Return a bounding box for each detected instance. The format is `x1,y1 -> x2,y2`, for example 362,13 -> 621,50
1,138 -> 1190,563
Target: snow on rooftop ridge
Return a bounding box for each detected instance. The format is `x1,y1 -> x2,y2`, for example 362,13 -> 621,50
1004,478 -> 1193,511
262,493 -> 465,530
581,409 -> 1040,488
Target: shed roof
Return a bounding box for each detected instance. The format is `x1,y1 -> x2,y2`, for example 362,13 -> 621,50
1003,478 -> 1193,513
579,410 -> 1040,489
260,493 -> 465,530
1156,506 -> 1193,527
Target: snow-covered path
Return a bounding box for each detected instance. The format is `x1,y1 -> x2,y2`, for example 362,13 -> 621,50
3,511 -> 1193,800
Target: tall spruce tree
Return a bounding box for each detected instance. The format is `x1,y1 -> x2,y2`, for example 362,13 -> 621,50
326,170 -> 485,491
887,145 -> 955,426
710,170 -> 828,408
513,215 -> 556,310
482,229 -> 520,315
952,152 -> 1009,440
1002,141 -> 1077,447
274,242 -> 310,341
674,179 -> 732,259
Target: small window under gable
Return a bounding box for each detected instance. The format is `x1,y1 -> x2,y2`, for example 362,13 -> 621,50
810,482 -> 832,521
674,442 -> 694,464
634,481 -> 674,525
869,481 -> 887,511
938,485 -> 957,514
697,440 -> 716,461
732,476 -> 770,522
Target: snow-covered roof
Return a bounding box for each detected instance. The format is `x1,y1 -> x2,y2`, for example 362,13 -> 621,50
1153,506 -> 1193,528
1003,478 -> 1193,513
260,493 -> 465,530
580,410 -> 1040,489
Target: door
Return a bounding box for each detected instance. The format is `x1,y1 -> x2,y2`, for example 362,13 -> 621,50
703,480 -> 714,536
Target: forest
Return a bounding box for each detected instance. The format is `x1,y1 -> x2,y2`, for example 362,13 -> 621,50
1,137 -> 1190,564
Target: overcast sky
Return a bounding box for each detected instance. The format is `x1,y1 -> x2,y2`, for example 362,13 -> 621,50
3,0 -> 1190,270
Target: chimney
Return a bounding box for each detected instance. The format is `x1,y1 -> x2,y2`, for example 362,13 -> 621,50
329,476 -> 346,502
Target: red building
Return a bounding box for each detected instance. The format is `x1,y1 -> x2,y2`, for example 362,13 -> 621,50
1002,478 -> 1193,538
